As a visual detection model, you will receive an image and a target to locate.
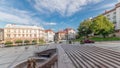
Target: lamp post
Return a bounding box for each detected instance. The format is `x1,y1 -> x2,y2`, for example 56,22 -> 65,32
81,28 -> 85,40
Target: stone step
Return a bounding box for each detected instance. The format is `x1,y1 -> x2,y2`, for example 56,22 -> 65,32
61,45 -> 120,68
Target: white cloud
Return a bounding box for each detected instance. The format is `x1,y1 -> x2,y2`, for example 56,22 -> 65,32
0,0 -> 43,26
0,5 -> 44,27
0,11 -> 29,24
93,2 -> 116,11
0,6 -> 58,28
0,10 -> 39,25
43,22 -> 57,26
29,0 -> 101,16
118,0 -> 120,2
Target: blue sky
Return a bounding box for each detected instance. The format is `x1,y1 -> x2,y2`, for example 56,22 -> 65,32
0,0 -> 118,31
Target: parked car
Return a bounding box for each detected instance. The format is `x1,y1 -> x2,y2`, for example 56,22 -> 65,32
84,39 -> 94,43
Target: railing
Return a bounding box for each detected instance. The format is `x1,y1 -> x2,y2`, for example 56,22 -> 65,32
39,53 -> 58,68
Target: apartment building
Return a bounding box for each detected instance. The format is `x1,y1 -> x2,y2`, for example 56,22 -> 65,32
64,28 -> 76,40
55,28 -> 76,42
103,2 -> 120,30
0,28 -> 4,43
4,24 -> 45,42
45,29 -> 55,42
55,30 -> 66,42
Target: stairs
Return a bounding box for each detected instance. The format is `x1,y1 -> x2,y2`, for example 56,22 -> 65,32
62,45 -> 120,68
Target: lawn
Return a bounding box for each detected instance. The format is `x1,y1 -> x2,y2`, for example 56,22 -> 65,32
74,37 -> 120,42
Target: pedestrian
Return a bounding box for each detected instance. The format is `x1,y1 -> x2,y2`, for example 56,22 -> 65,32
27,59 -> 32,68
25,46 -> 28,50
32,59 -> 37,68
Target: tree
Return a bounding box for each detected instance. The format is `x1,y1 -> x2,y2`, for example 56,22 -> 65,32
92,15 -> 114,38
24,40 -> 30,44
78,19 -> 92,37
32,40 -> 37,44
5,41 -> 13,45
39,39 -> 45,44
15,40 -> 22,45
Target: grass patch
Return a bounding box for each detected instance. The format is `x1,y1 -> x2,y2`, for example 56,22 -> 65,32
73,38 -> 83,42
74,37 -> 120,42
90,37 -> 120,42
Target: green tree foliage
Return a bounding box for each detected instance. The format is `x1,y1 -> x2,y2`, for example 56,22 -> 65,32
39,39 -> 45,44
5,41 -> 13,45
78,15 -> 114,38
92,15 -> 114,38
32,40 -> 37,44
78,19 -> 92,37
24,40 -> 30,44
15,40 -> 22,44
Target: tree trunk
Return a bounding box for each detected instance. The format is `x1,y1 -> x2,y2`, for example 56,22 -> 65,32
103,35 -> 106,38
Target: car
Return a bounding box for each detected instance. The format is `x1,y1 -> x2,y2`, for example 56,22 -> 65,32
84,39 -> 94,43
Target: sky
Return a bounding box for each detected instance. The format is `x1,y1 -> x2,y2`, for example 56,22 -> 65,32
0,0 -> 118,31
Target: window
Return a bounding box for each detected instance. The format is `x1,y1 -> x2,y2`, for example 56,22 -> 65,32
7,34 -> 10,37
113,12 -> 116,14
30,34 -> 32,37
14,34 -> 16,37
7,30 -> 10,32
23,30 -> 24,33
22,34 -> 24,37
26,34 -> 28,37
18,29 -> 20,33
30,30 -> 31,33
18,34 -> 21,37
113,16 -> 116,19
14,29 -> 16,33
108,18 -> 110,20
34,30 -> 36,33
107,15 -> 110,17
34,34 -> 36,37
26,30 -> 28,33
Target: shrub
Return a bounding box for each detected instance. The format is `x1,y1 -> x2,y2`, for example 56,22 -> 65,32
5,45 -> 13,47
59,41 -> 62,44
24,40 -> 30,44
5,41 -> 13,46
15,40 -> 22,45
69,40 -> 72,44
112,34 -> 116,37
80,40 -> 85,44
15,40 -> 22,44
32,40 -> 37,44
39,39 -> 45,44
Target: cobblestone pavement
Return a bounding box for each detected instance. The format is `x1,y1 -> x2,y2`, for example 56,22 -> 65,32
93,42 -> 120,52
0,44 -> 56,68
1,42 -> 120,68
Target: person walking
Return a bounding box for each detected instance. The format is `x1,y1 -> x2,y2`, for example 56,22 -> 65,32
32,59 -> 37,68
27,59 -> 32,68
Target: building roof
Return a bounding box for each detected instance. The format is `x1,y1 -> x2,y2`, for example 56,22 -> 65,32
103,2 -> 120,15
45,29 -> 54,33
56,28 -> 75,34
115,2 -> 120,8
64,28 -> 75,31
64,28 -> 72,30
0,28 -> 4,31
57,30 -> 66,34
103,8 -> 116,15
5,24 -> 44,30
0,28 -> 3,30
